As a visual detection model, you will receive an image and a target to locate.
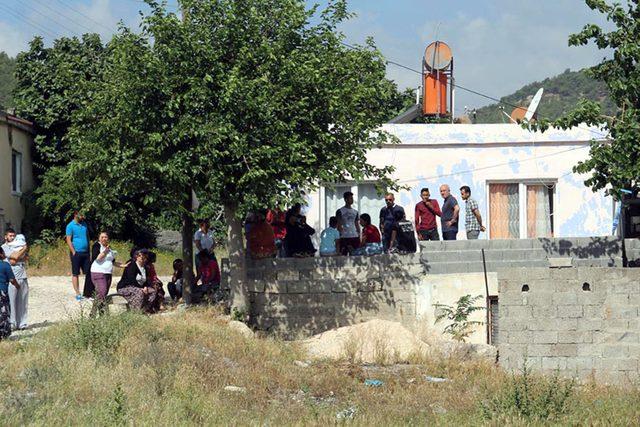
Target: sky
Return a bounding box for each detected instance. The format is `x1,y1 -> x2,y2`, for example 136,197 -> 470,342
0,0 -> 611,113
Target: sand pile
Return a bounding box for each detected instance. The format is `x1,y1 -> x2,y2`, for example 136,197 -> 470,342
301,319 -> 430,364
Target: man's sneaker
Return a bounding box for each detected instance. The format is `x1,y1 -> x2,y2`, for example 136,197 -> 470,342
75,295 -> 83,301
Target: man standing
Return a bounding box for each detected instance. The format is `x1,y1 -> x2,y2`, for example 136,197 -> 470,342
66,211 -> 91,301
415,188 -> 442,241
194,219 -> 215,254
1,229 -> 29,330
336,191 -> 360,255
460,186 -> 486,239
440,184 -> 460,240
379,193 -> 404,250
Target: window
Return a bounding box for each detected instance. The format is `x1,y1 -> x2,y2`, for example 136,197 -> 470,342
11,150 -> 22,194
323,183 -> 384,227
488,182 -> 554,239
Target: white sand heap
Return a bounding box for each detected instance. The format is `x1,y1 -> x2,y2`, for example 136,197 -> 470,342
301,319 -> 431,364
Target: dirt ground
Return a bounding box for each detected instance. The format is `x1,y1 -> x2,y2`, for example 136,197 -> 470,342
11,275 -> 171,338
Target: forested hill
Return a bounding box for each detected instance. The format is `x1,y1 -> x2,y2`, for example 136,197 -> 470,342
0,51 -> 16,110
474,69 -> 616,123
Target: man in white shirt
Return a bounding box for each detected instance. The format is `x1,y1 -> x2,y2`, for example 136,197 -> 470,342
1,228 -> 28,330
336,191 -> 361,255
194,219 -> 215,254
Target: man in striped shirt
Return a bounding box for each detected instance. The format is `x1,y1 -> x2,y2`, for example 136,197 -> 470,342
460,186 -> 485,240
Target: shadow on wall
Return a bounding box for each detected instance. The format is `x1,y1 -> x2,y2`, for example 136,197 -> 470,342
539,236 -> 621,266
244,253 -> 426,339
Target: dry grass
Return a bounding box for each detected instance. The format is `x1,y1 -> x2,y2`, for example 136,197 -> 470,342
26,240 -> 185,277
0,308 -> 639,425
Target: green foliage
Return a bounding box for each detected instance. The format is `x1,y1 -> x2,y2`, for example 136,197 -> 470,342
433,294 -> 484,342
474,68 -> 615,124
58,311 -> 149,361
531,1 -> 640,198
21,0 -> 397,244
481,362 -> 576,422
107,383 -> 128,426
0,51 -> 16,109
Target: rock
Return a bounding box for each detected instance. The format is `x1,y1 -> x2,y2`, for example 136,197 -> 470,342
439,341 -> 498,361
228,320 -> 254,338
294,360 -> 310,368
155,230 -> 182,252
223,385 -> 246,393
108,295 -> 129,315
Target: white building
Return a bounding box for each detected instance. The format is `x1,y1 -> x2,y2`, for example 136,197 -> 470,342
303,123 -> 613,241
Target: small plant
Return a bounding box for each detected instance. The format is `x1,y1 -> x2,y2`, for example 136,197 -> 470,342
231,306 -> 248,323
107,383 -> 128,425
480,362 -> 576,421
433,294 -> 484,342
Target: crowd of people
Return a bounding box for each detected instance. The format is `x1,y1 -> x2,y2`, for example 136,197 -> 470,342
0,184 -> 484,340
245,184 -> 485,259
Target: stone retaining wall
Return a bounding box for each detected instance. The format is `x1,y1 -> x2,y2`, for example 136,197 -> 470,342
498,267 -> 640,382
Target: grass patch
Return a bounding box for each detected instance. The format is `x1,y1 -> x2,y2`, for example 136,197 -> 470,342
0,308 -> 638,425
27,239 -> 184,276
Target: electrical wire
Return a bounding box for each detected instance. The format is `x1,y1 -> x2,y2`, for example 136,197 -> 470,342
50,0 -> 118,34
22,1 -> 85,36
0,3 -> 61,39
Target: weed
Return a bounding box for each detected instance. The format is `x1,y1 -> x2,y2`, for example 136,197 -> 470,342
107,383 -> 128,426
434,294 -> 484,342
480,362 -> 576,422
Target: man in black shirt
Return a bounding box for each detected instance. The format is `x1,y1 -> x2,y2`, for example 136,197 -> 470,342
379,193 -> 405,251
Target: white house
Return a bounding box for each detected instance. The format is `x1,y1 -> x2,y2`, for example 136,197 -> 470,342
303,123 -> 613,241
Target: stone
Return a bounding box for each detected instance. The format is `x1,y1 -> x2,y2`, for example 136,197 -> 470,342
228,320 -> 254,339
223,385 -> 247,393
155,229 -> 182,252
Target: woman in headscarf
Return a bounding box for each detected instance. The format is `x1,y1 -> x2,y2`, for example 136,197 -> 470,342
116,249 -> 160,313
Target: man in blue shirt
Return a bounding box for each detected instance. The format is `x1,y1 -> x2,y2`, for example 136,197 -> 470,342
65,211 -> 92,301
379,193 -> 405,251
0,247 -> 19,339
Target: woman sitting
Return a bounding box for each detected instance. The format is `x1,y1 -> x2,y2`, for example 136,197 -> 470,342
146,251 -> 166,311
284,203 -> 316,257
353,214 -> 383,256
116,249 -> 160,313
192,250 -> 221,303
247,209 -> 277,259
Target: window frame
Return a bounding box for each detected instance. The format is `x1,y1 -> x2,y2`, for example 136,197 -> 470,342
320,181 -> 383,229
486,179 -> 558,239
11,150 -> 22,196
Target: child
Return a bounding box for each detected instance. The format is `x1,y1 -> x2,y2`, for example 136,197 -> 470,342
354,214 -> 383,256
193,251 -> 221,302
0,247 -> 19,339
167,259 -> 184,302
5,234 -> 27,266
389,210 -> 417,254
319,216 -> 341,256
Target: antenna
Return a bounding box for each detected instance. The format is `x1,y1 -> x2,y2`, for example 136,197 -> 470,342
524,88 -> 544,121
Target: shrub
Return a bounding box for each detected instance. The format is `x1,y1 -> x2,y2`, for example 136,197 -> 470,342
58,311 -> 149,361
480,362 -> 576,422
433,294 -> 484,342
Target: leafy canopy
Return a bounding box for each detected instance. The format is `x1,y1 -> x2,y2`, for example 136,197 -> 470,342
33,0 -> 397,235
533,0 -> 640,197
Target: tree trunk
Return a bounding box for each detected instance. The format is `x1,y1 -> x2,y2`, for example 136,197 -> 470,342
181,190 -> 194,304
224,203 -> 248,311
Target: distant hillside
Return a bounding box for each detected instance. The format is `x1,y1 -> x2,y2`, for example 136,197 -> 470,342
474,69 -> 616,123
0,51 -> 16,109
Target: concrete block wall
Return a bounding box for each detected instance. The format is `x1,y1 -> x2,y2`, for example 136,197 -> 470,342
498,267 -> 640,382
247,254 -> 423,338
626,238 -> 640,266
420,236 -> 623,274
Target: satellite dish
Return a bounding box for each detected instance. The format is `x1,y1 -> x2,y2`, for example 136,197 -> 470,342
524,88 -> 544,121
503,88 -> 544,124
424,41 -> 453,71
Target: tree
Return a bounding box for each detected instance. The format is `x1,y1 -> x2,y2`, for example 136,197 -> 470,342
0,51 -> 16,109
40,0 -> 397,308
13,35 -> 106,170
533,0 -> 640,198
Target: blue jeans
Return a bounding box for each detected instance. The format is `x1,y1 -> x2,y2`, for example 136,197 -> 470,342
442,230 -> 457,241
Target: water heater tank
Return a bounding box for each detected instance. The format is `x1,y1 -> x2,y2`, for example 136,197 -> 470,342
423,72 -> 448,116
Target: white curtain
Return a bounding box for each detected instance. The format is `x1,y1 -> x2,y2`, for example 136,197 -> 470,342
357,184 -> 383,221
527,185 -> 552,238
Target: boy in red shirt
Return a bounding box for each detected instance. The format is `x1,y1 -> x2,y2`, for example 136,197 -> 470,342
415,187 -> 442,241
354,214 -> 383,256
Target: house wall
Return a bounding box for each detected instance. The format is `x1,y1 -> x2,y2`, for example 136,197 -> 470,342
0,121 -> 35,234
302,124 -> 612,243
